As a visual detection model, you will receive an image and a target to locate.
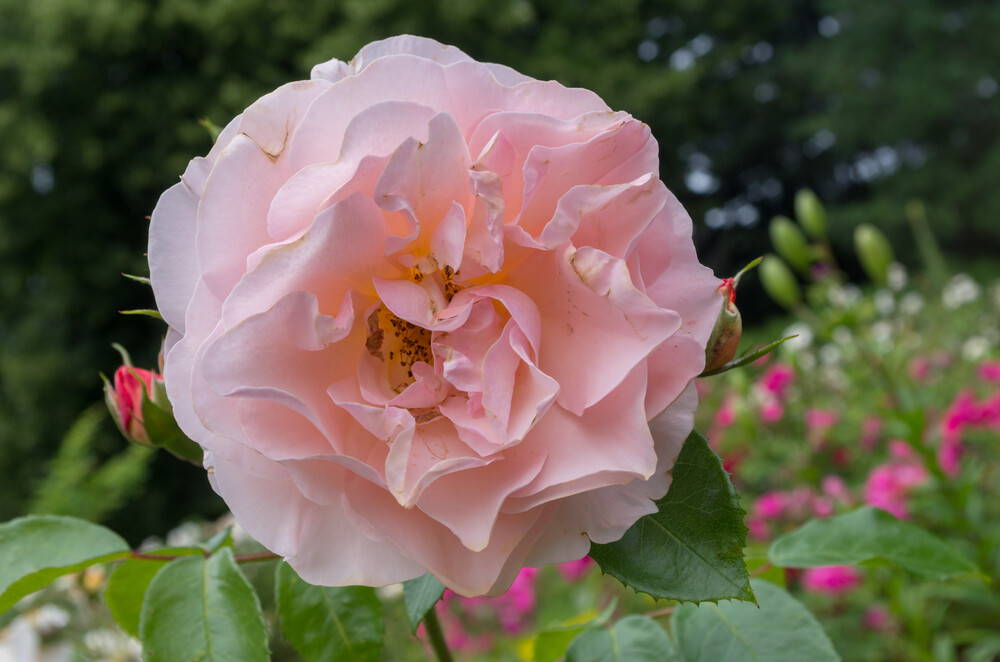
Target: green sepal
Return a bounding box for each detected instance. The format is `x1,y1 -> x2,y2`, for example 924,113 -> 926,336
119,308 -> 164,320
700,335 -> 796,377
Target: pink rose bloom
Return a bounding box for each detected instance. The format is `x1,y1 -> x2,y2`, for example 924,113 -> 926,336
148,36 -> 720,596
801,565 -> 862,595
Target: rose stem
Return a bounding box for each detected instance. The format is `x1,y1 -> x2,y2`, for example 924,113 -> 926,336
422,605 -> 455,662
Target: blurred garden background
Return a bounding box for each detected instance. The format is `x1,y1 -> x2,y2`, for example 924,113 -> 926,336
1,1 -> 999,660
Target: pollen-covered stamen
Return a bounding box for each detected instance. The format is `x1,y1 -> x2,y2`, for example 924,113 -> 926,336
366,304 -> 434,392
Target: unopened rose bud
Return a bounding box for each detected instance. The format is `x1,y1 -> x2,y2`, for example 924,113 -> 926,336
854,223 -> 894,287
704,278 -> 743,374
105,364 -> 161,446
760,254 -> 801,309
103,345 -> 203,464
794,189 -> 827,239
769,216 -> 812,274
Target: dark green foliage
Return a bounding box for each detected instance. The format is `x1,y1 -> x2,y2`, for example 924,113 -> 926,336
590,432 -> 752,603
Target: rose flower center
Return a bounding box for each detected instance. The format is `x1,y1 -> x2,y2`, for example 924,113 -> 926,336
364,265 -> 464,394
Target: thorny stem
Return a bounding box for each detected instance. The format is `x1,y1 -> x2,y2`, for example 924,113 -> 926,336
423,605 -> 455,662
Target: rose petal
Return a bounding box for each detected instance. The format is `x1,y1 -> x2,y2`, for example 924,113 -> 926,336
507,245 -> 680,415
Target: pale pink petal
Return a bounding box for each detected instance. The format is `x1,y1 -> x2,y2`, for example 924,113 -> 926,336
197,135 -> 290,300
507,245 -> 680,415
341,478 -> 548,596
415,448 -> 546,551
149,159 -> 209,331
505,366 -> 657,511
289,56 -> 455,169
210,451 -> 423,586
223,193 -> 393,325
374,112 -> 472,257
515,120 -> 652,239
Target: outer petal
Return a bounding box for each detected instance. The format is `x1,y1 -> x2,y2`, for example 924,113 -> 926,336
149,158 -> 211,332
210,451 -> 423,586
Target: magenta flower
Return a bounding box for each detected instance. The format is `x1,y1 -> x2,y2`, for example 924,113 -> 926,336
759,363 -> 795,397
801,565 -> 862,595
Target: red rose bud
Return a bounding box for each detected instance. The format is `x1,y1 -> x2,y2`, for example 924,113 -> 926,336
103,354 -> 203,464
704,277 -> 743,374
105,365 -> 161,445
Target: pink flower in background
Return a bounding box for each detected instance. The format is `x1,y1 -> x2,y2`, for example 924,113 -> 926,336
754,492 -> 787,520
801,565 -> 862,595
714,395 -> 737,428
148,36 -> 721,596
804,409 -> 838,432
556,557 -> 594,581
759,398 -> 785,423
863,605 -> 895,632
811,497 -> 834,518
820,475 -> 852,505
860,415 -> 882,450
937,389 -> 1000,477
864,455 -> 928,520
908,357 -> 931,382
759,363 -> 795,397
977,361 -> 1000,383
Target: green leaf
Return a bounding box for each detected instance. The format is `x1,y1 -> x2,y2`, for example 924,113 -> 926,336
105,548 -> 204,638
565,615 -> 680,662
276,562 -> 383,662
402,572 -> 445,633
0,515 -> 130,613
768,507 -> 980,580
589,432 -> 753,603
532,601 -> 617,662
671,579 -> 840,662
140,548 -> 269,662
